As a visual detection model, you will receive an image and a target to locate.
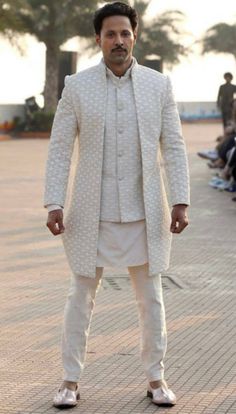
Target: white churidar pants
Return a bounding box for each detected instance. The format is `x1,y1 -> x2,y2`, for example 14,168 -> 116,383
61,263 -> 167,382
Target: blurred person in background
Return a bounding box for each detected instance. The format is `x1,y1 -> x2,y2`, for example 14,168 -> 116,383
217,72 -> 236,128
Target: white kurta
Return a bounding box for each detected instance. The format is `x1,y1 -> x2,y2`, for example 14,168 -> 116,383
46,207 -> 149,269
98,60 -> 148,268
96,220 -> 148,268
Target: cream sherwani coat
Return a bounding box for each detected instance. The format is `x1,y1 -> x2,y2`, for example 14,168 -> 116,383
44,60 -> 190,278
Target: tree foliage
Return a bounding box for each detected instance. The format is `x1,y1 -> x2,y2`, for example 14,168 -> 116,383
0,0 -> 99,40
134,7 -> 188,65
0,0 -> 101,111
0,0 -> 29,34
202,22 -> 236,59
135,11 -> 188,64
13,0 -> 99,46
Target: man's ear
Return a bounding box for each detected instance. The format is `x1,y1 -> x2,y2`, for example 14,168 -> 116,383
95,34 -> 101,47
133,30 -> 138,43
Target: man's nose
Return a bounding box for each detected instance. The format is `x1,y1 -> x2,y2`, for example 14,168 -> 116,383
115,35 -> 123,46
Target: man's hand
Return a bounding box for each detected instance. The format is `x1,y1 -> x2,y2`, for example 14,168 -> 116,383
46,209 -> 65,236
170,204 -> 189,234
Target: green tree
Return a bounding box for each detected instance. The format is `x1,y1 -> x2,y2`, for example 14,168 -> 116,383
202,22 -> 236,61
0,0 -> 28,32
0,0 -> 101,111
133,0 -> 188,66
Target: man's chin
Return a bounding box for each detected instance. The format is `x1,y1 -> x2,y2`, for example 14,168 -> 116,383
110,55 -> 129,64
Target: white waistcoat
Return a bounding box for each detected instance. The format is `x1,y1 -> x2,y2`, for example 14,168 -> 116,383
100,59 -> 145,222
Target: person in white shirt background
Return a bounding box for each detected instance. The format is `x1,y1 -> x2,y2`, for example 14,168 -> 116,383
44,1 -> 190,409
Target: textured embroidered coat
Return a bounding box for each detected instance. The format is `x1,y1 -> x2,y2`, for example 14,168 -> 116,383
44,60 -> 190,278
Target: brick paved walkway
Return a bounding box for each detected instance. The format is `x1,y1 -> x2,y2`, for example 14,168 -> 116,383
0,123 -> 236,414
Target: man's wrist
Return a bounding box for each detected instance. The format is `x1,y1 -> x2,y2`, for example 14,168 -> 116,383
173,204 -> 188,208
47,204 -> 63,213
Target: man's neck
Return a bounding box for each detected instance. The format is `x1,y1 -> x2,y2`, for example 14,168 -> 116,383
104,57 -> 133,77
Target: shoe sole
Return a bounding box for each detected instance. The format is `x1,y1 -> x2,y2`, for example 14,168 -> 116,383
53,402 -> 78,409
147,390 -> 176,407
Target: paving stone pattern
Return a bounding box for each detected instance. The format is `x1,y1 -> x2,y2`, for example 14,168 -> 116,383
0,123 -> 236,413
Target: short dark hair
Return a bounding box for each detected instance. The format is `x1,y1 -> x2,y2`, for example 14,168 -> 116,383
93,2 -> 138,35
224,72 -> 233,80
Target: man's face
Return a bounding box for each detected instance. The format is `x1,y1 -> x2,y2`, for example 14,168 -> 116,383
96,15 -> 137,66
225,75 -> 232,83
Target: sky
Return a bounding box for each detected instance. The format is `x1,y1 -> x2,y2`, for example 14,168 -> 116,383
0,0 -> 236,104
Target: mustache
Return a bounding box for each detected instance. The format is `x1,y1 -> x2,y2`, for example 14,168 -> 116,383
111,46 -> 127,52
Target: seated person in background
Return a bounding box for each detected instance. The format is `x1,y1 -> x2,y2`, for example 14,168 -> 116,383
208,138 -> 236,191
198,99 -> 236,168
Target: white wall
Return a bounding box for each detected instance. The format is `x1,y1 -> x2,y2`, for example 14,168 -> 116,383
0,104 -> 25,124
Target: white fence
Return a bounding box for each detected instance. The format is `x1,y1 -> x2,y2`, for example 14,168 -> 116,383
177,102 -> 221,121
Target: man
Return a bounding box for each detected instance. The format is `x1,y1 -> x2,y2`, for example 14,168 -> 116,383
217,72 -> 236,128
44,2 -> 190,409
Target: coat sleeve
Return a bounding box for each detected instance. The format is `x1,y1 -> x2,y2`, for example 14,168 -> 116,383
44,75 -> 79,208
160,76 -> 190,207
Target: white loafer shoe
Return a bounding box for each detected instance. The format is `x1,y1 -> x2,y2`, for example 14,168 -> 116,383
53,386 -> 80,408
147,384 -> 176,406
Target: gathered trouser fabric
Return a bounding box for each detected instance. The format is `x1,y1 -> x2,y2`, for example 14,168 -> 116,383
61,263 -> 167,382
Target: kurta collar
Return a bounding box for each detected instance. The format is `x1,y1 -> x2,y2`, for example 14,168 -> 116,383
101,57 -> 137,87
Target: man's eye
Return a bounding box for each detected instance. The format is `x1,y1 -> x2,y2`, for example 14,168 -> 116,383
123,32 -> 131,37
